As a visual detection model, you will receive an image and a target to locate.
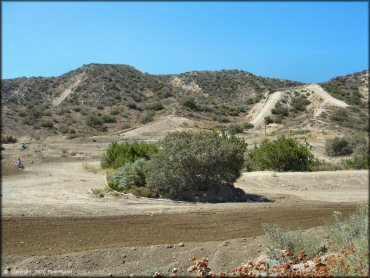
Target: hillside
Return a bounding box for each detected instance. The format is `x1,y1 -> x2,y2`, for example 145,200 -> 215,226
1,64 -> 368,139
1,64 -> 302,138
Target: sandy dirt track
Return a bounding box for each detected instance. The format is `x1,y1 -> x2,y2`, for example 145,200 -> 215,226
2,202 -> 357,257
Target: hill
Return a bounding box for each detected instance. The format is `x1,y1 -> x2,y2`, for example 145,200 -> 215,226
1,64 -> 368,139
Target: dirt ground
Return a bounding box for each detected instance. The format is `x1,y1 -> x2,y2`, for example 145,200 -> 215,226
1,135 -> 368,276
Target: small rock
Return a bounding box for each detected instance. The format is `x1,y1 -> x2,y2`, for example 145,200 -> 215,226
122,254 -> 126,258
258,244 -> 262,247
178,242 -> 185,247
222,241 -> 229,247
20,241 -> 25,244
166,244 -> 173,248
108,273 -> 113,277
108,252 -> 111,255
131,247 -> 136,251
122,260 -> 126,264
257,249 -> 261,253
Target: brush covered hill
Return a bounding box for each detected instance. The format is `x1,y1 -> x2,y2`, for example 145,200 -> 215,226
1,64 -> 302,138
1,64 -> 368,139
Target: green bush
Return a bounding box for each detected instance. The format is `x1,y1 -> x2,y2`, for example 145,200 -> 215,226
247,136 -> 316,171
243,122 -> 254,130
180,96 -> 198,110
227,124 -> 244,135
346,135 -> 368,155
264,116 -> 273,125
145,131 -> 247,199
107,158 -> 147,191
272,104 -> 289,116
85,114 -> 104,127
40,120 -> 54,129
2,135 -> 18,144
342,153 -> 369,170
290,96 -> 310,112
145,101 -> 164,111
325,137 -> 353,156
263,223 -> 321,262
330,108 -> 348,123
140,111 -> 155,123
101,141 -> 159,169
102,114 -> 117,123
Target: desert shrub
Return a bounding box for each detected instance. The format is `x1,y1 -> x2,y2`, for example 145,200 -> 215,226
101,141 -> 159,169
18,108 -> 27,117
263,224 -> 321,263
264,116 -> 273,125
180,96 -> 198,110
107,159 -> 147,192
272,104 -> 289,116
342,153 -> 369,170
145,101 -> 164,111
346,135 -> 368,155
330,108 -> 348,123
40,120 -> 54,129
121,123 -> 131,129
325,137 -> 353,156
243,122 -> 254,130
110,108 -> 120,115
73,106 -> 81,112
126,186 -> 158,198
102,114 -> 116,123
91,188 -> 105,198
273,114 -> 283,124
248,136 -> 316,171
328,203 -> 368,276
127,100 -> 138,110
59,125 -> 69,134
290,96 -> 310,112
227,124 -> 244,135
140,111 -> 155,123
145,131 -> 247,199
85,114 -> 104,128
96,104 -> 104,110
2,135 -> 17,144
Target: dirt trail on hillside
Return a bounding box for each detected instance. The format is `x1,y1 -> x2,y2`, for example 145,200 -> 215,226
250,91 -> 283,128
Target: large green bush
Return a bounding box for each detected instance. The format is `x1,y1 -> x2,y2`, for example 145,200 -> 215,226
247,136 -> 316,171
145,131 -> 247,199
101,141 -> 159,169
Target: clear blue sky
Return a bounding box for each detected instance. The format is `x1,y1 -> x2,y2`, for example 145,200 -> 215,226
2,1 -> 369,83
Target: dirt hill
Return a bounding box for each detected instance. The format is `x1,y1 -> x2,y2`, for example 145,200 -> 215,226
1,64 -> 368,139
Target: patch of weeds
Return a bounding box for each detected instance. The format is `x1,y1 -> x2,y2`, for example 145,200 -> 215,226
91,188 -> 105,198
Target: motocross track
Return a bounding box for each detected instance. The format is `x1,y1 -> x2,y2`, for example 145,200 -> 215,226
1,128 -> 368,276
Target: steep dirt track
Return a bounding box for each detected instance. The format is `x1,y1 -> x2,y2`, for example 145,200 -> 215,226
250,91 -> 282,128
3,202 -> 357,257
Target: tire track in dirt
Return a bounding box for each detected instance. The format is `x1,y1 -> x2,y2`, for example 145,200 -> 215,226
2,202 -> 357,257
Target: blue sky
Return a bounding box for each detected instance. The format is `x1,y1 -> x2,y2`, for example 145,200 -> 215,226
2,1 -> 368,83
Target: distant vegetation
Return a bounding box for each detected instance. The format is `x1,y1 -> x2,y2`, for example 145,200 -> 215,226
2,135 -> 17,144
245,136 -> 316,172
101,141 -> 159,169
